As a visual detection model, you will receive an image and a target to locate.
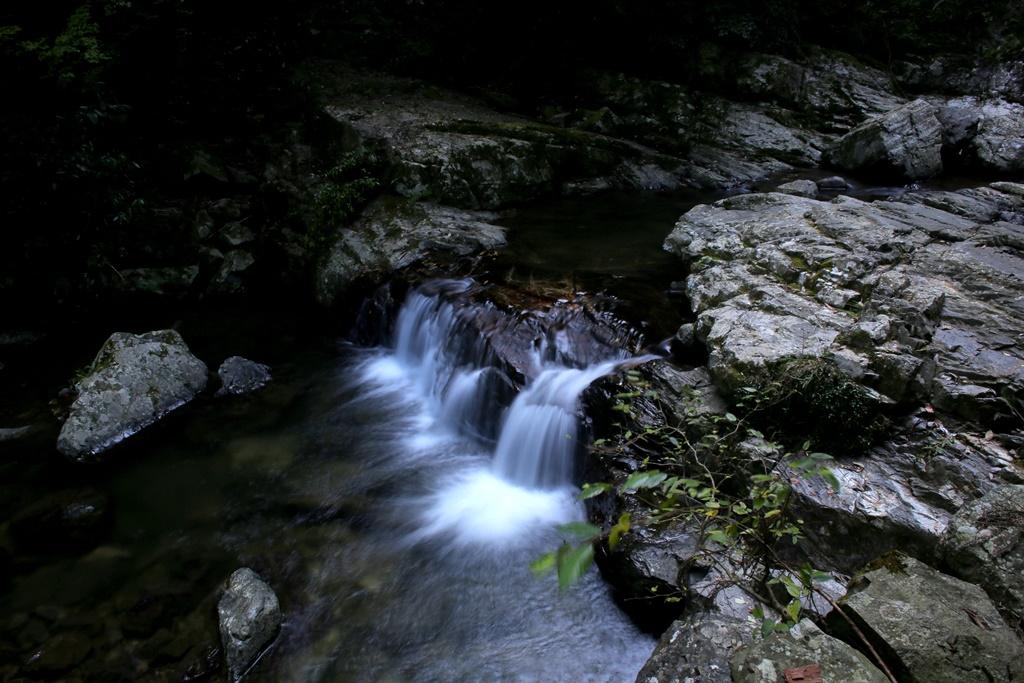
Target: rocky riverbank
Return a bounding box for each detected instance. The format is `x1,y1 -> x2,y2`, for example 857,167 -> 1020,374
1,28 -> 1023,682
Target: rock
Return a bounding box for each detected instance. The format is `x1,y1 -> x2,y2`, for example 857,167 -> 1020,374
833,553 -> 1024,682
827,99 -> 944,180
940,485 -> 1024,626
216,357 -> 272,397
9,488 -> 111,555
21,631 -> 93,675
318,66 -> 687,209
730,619 -> 888,683
816,176 -> 849,191
897,57 -> 1024,103
938,98 -> 1024,173
636,611 -> 753,683
775,179 -> 818,198
736,49 -> 905,126
114,266 -> 199,297
217,568 -> 281,682
57,330 -> 209,461
787,417 -> 1022,575
0,425 -> 34,442
663,183 -> 1024,423
315,198 -> 507,305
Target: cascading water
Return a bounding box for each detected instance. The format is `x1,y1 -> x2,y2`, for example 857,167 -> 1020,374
491,361 -> 620,488
386,280 -> 651,497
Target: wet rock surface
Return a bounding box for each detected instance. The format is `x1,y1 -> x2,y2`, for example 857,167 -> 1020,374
57,330 -> 209,462
833,553 -> 1024,683
217,568 -> 281,682
730,619 -> 888,683
315,198 -> 507,305
217,356 -> 272,396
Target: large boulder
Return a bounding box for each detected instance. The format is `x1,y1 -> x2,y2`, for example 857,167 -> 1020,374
938,97 -> 1024,173
217,568 -> 282,682
736,49 -> 905,126
940,485 -> 1024,627
663,184 -> 1024,424
315,199 -> 507,306
730,619 -> 888,683
788,417 -> 1022,574
827,99 -> 944,180
57,330 -> 208,461
834,553 -> 1024,682
636,611 -> 753,683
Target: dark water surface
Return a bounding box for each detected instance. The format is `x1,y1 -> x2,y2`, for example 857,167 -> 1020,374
1,191 -> 720,682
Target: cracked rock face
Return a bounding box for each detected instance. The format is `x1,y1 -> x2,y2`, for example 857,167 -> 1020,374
315,198 -> 507,305
730,619 -> 888,683
56,330 -> 208,462
941,484 -> 1024,627
663,183 -> 1024,425
834,554 -> 1024,683
218,568 -> 282,683
637,611 -> 754,683
827,98 -> 944,179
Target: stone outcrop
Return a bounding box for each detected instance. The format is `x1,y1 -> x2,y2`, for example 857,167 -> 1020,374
663,183 -> 1024,425
57,330 -> 208,461
315,199 -> 507,305
736,49 -> 906,126
938,97 -> 1024,173
636,611 -> 753,683
833,553 -> 1024,682
787,416 -> 1022,574
940,484 -> 1024,627
217,568 -> 282,682
827,99 -> 944,179
730,619 -> 888,683
316,66 -> 689,210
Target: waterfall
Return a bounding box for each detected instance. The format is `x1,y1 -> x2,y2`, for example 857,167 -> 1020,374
491,362 -> 619,488
389,280 -> 650,491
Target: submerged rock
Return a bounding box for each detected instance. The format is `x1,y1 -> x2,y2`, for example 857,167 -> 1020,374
775,179 -> 818,198
833,553 -> 1024,682
10,488 -> 111,555
217,356 -> 272,396
636,611 -> 753,683
57,330 -> 208,462
940,484 -> 1024,626
730,619 -> 888,683
217,568 -> 281,682
827,99 -> 944,180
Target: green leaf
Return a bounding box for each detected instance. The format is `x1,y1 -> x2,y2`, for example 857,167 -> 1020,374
760,618 -> 777,639
785,598 -> 801,623
621,470 -> 667,492
705,529 -> 732,546
530,552 -> 556,576
608,512 -> 631,550
556,522 -> 601,540
780,574 -> 802,598
557,542 -> 595,590
579,482 -> 612,500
